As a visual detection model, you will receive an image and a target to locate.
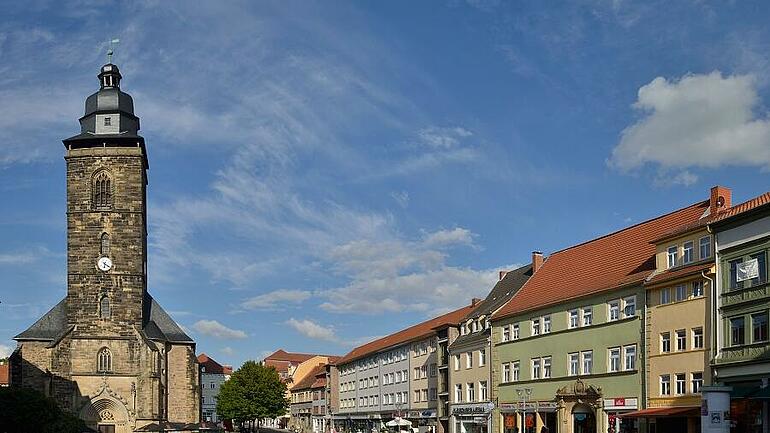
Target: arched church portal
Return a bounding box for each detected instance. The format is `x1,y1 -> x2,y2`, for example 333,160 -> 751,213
80,397 -> 131,433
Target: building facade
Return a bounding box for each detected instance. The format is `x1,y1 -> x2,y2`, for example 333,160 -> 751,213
490,191 -> 717,433
10,62 -> 199,433
198,353 -> 232,424
448,264 -> 533,433
712,194 -> 770,433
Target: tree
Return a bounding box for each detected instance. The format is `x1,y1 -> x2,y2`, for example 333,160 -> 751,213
0,387 -> 87,433
216,361 -> 289,430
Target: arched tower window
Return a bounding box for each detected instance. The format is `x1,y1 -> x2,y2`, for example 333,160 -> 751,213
93,171 -> 112,209
100,295 -> 110,319
100,233 -> 110,256
97,348 -> 112,373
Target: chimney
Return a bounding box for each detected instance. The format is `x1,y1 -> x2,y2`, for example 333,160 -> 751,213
710,186 -> 732,216
499,270 -> 508,281
471,298 -> 482,306
532,251 -> 544,273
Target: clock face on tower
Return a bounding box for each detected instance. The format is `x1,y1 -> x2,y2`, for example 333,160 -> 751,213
97,256 -> 113,272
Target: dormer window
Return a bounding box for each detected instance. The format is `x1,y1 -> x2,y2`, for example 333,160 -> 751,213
104,116 -> 111,126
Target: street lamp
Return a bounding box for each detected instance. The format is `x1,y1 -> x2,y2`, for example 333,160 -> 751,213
514,388 -> 532,433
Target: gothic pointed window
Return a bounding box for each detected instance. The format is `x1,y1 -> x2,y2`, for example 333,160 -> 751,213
97,348 -> 112,372
100,295 -> 110,319
93,171 -> 112,209
100,233 -> 110,256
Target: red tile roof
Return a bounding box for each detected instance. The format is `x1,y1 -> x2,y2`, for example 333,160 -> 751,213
336,302 -> 476,366
197,353 -> 226,374
711,191 -> 770,224
264,349 -> 335,364
292,364 -> 327,390
645,261 -> 714,286
494,200 -> 709,320
0,363 -> 8,385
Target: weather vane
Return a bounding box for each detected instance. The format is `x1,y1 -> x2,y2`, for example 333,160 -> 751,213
107,38 -> 120,64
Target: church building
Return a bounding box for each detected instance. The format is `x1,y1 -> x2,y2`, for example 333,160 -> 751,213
10,62 -> 200,433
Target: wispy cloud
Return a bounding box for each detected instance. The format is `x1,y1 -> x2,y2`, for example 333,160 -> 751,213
193,320 -> 248,340
241,289 -> 312,310
286,318 -> 339,343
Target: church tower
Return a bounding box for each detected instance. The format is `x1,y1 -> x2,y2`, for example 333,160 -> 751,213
63,63 -> 148,336
12,62 -> 200,432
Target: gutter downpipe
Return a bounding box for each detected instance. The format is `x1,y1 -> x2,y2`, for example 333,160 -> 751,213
704,224 -> 718,385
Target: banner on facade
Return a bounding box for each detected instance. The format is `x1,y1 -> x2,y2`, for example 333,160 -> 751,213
736,258 -> 760,282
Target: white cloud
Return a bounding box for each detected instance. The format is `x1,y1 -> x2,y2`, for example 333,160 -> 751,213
390,191 -> 410,208
241,289 -> 312,310
609,71 -> 770,173
422,227 -> 475,248
193,320 -> 248,340
286,318 -> 339,343
221,346 -> 235,356
0,343 -> 12,358
653,170 -> 699,188
418,126 -> 473,149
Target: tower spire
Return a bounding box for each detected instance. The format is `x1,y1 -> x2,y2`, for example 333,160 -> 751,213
106,38 -> 120,64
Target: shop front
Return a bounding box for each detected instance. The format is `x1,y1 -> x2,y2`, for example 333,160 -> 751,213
602,397 -> 639,433
451,402 -> 494,433
406,410 -> 438,433
499,401 -> 557,433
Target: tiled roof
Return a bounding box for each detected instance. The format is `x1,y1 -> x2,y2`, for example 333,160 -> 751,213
645,261 -> 714,286
494,200 -> 709,320
711,191 -> 770,224
197,353 -> 226,374
292,364 -> 326,390
0,364 -> 8,385
264,349 -> 334,364
336,302 -> 476,366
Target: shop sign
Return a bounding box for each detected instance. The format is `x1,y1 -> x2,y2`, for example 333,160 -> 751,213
452,403 -> 494,415
498,401 -> 556,412
406,410 -> 436,418
603,397 -> 637,410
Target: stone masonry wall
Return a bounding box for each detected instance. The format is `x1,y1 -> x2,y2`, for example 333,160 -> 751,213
166,344 -> 200,423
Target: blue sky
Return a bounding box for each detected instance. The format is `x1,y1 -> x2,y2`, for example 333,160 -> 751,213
1,0 -> 770,366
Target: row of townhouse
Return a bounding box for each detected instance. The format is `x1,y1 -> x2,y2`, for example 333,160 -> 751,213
283,185 -> 769,433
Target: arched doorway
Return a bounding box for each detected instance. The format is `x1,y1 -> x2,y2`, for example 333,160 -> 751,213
572,404 -> 595,433
81,397 -> 131,433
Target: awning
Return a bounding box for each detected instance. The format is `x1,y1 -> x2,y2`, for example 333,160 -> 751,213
620,407 -> 700,418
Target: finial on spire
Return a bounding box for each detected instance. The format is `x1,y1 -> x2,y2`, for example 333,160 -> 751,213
107,38 -> 120,64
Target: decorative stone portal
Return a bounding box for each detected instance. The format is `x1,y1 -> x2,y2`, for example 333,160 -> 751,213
81,397 -> 131,433
555,379 -> 603,433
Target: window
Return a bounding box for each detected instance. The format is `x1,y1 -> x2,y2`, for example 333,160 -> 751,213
752,312 -> 768,342
466,352 -> 473,369
676,330 -> 686,351
430,388 -> 437,401
667,246 -> 678,268
502,363 -> 511,383
700,236 -> 711,259
100,233 -> 110,256
691,372 -> 703,393
97,348 -> 112,372
692,280 -> 704,297
608,300 -> 620,321
624,345 -> 636,370
568,353 -> 579,376
479,349 -> 486,367
453,354 -> 461,371
420,365 -> 427,378
624,296 -> 636,317
543,315 -> 551,333
467,383 -> 475,402
211,383 -> 215,389
581,351 -> 592,375
104,116 -> 111,126
512,361 -> 520,381
414,390 -> 420,403
569,310 -> 579,328
93,171 -> 112,209
675,373 -> 686,395
661,332 -> 671,353
660,288 -> 671,304
750,252 -> 767,285
731,317 -> 745,346
532,318 -> 541,336
683,241 -> 694,264
414,367 -> 420,380
99,295 -> 110,319
512,323 -> 520,340
543,356 -> 552,378
660,374 -> 671,396
609,348 -> 620,373
531,358 -> 541,379
582,307 -> 593,326
479,381 -> 488,401
502,326 -> 511,342
454,384 -> 462,402
421,389 -> 428,402
430,363 -> 437,377
729,258 -> 744,290
675,285 -> 687,302
693,328 -> 704,349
